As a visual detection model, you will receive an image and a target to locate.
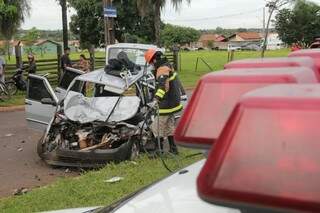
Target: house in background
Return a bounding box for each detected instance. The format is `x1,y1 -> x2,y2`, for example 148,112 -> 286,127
197,34 -> 226,49
33,39 -> 60,55
227,32 -> 262,46
24,39 -> 80,56
266,33 -> 285,50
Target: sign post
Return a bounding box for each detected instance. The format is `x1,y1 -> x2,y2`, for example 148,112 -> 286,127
103,0 -> 116,46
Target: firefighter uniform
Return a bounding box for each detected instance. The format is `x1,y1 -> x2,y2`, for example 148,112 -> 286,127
152,63 -> 182,138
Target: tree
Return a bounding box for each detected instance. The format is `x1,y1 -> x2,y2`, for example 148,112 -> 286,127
23,27 -> 40,46
68,0 -> 155,49
161,24 -> 200,47
261,0 -> 294,57
57,0 -> 69,49
69,0 -> 104,50
275,0 -> 320,47
22,27 -> 40,54
137,0 -> 190,46
0,0 -> 30,58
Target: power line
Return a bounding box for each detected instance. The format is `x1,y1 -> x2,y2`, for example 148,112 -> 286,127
163,7 -> 264,23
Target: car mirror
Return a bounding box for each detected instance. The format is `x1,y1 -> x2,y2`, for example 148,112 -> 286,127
41,98 -> 56,106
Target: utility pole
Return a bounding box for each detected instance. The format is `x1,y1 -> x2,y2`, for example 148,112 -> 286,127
103,0 -> 116,46
261,1 -> 278,58
261,0 -> 290,58
263,7 -> 266,35
60,0 -> 69,49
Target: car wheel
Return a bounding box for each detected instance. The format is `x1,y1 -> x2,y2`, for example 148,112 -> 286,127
128,139 -> 140,161
5,81 -> 17,96
37,134 -> 46,159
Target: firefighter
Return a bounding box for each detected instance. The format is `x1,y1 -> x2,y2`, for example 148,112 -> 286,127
144,49 -> 183,155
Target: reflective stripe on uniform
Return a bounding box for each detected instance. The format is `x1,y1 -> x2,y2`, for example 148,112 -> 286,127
156,89 -> 166,99
169,72 -> 177,81
159,104 -> 183,114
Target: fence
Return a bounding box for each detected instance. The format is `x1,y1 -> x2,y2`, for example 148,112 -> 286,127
5,58 -> 60,85
4,49 -> 179,86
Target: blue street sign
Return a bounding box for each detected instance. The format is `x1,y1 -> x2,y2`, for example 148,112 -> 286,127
104,7 -> 117,18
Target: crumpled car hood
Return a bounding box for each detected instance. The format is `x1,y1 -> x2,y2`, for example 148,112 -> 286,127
64,91 -> 140,124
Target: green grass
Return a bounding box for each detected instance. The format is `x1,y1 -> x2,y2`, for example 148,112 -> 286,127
179,49 -> 290,87
0,91 -> 26,107
0,150 -> 202,212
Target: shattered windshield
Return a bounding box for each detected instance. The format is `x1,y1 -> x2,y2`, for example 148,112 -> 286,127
108,48 -> 147,66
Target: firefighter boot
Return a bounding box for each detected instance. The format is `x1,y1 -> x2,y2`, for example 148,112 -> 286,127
168,136 -> 179,155
156,137 -> 164,154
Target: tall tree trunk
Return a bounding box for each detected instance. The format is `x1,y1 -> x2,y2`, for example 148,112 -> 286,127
60,0 -> 68,49
5,40 -> 11,61
154,0 -> 161,46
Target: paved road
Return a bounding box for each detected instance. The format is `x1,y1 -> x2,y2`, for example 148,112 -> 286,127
0,111 -> 76,197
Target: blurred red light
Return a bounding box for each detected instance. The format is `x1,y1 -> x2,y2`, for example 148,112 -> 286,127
175,68 -> 317,149
197,84 -> 320,212
224,57 -> 320,82
289,49 -> 320,82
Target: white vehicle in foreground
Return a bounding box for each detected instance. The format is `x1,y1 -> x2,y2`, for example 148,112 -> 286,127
45,160 -> 239,213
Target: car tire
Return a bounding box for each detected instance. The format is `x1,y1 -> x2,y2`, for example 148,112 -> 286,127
5,81 -> 17,96
127,139 -> 140,161
37,134 -> 46,159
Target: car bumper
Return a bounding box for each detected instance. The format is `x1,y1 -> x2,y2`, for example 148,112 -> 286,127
42,142 -> 131,168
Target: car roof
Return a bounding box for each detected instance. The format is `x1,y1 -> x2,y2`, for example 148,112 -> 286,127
75,69 -> 144,94
112,160 -> 240,213
107,43 -> 158,50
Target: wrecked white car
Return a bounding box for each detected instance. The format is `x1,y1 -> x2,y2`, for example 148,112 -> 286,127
26,47 -> 161,168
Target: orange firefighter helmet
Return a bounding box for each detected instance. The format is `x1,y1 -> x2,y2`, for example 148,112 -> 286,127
144,48 -> 157,64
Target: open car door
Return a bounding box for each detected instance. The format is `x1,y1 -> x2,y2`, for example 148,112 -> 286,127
25,74 -> 58,132
55,68 -> 84,101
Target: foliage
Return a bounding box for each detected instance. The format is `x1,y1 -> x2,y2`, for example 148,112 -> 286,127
0,0 -> 30,58
68,0 -> 155,49
22,27 -> 40,46
275,0 -> 320,47
136,0 -> 190,46
161,24 -> 200,47
114,0 -> 155,43
0,0 -> 30,41
68,0 -> 104,49
207,41 -> 214,49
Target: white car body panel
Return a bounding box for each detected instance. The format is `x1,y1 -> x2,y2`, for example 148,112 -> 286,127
43,206 -> 100,213
25,75 -> 59,132
112,160 -> 240,213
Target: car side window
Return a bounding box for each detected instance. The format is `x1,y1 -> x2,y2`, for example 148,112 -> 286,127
59,70 -> 81,90
27,78 -> 53,101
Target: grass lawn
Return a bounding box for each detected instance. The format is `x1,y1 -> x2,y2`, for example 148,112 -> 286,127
0,150 -> 202,212
0,91 -> 26,107
179,49 -> 290,87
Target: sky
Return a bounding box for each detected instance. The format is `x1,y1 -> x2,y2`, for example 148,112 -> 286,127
22,0 -> 320,30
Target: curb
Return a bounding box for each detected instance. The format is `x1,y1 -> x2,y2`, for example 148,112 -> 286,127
0,105 -> 25,113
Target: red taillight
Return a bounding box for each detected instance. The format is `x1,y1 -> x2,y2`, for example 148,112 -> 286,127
288,48 -> 320,58
289,49 -> 320,82
224,57 -> 320,82
197,84 -> 320,212
175,67 -> 317,149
